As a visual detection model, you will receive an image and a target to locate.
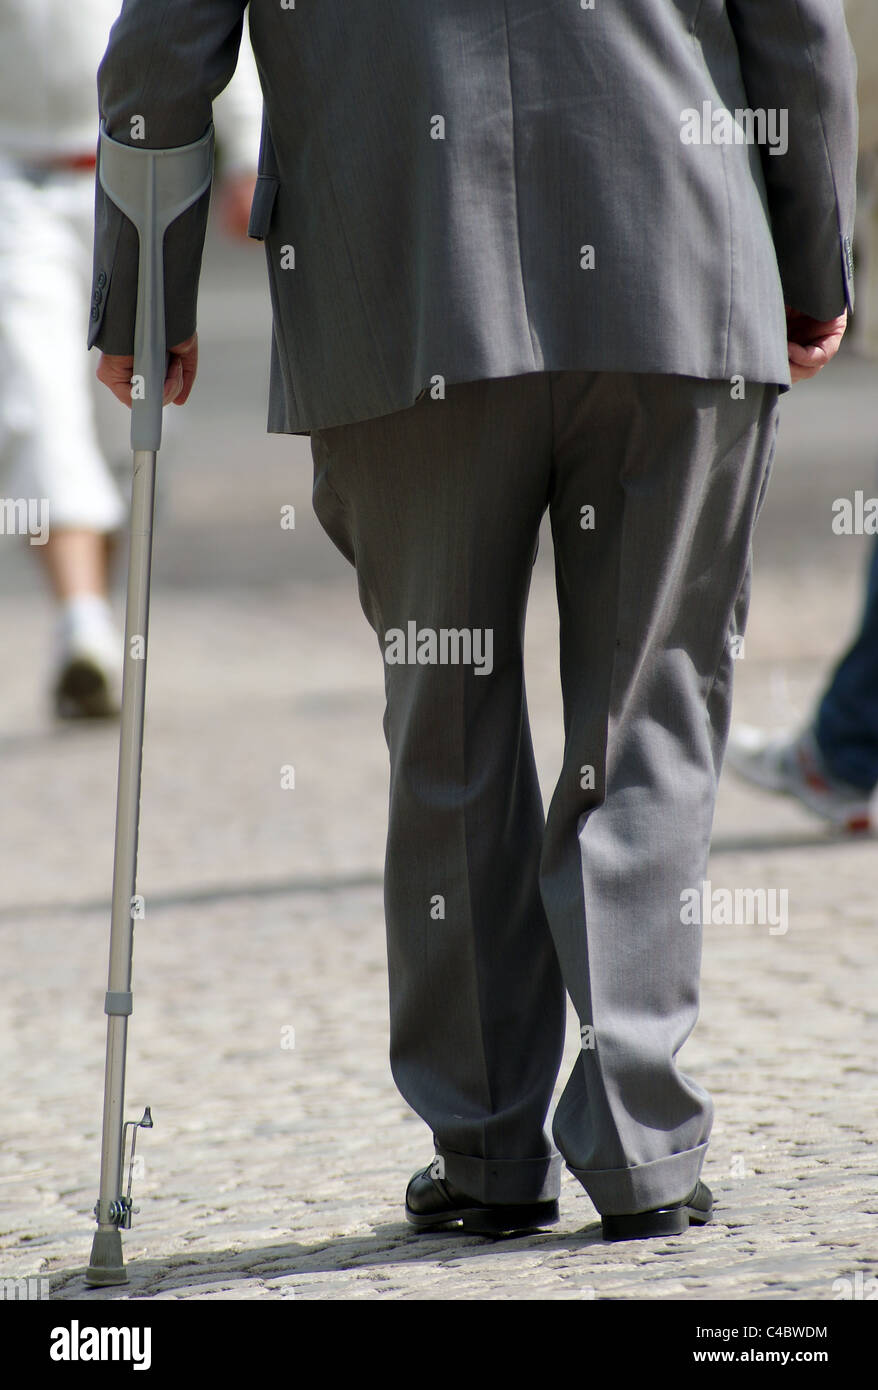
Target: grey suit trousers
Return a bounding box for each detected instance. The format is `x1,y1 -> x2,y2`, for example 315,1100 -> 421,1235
310,370 -> 780,1216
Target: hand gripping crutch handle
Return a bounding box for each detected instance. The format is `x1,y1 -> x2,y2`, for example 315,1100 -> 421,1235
97,121 -> 214,450
86,122 -> 214,1288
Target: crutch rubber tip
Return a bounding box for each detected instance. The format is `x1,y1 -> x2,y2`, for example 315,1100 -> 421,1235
85,1229 -> 128,1286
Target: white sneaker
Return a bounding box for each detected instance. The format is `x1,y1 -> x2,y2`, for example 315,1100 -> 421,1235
725,724 -> 874,833
52,596 -> 123,720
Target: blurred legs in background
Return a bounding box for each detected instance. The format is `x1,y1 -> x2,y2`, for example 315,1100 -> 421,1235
727,536 -> 878,832
0,160 -> 127,718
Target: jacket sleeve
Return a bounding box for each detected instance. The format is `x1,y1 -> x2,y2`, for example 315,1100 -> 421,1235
725,0 -> 858,320
88,0 -> 249,355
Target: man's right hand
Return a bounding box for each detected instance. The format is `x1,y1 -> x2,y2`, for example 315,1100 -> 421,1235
785,306 -> 847,382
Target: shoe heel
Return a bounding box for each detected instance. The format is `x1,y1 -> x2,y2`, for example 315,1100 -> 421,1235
461,1199 -> 559,1236
602,1208 -> 689,1242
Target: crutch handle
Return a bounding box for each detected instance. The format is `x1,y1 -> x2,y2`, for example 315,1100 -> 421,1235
98,122 -> 214,451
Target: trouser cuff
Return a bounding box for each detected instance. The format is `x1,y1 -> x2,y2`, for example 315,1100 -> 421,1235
569,1142 -> 708,1216
434,1144 -> 563,1204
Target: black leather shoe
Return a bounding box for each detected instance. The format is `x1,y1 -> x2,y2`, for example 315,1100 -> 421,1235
405,1163 -> 560,1235
601,1180 -> 713,1241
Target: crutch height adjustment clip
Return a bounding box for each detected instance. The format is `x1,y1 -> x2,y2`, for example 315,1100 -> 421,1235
104,990 -> 133,1016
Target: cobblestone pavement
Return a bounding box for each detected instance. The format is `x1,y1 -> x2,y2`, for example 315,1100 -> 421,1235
1,232 -> 876,1301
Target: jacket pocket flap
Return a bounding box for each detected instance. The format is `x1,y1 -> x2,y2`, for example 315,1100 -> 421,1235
247,175 -> 279,241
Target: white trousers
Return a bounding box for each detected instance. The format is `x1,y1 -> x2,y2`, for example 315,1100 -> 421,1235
0,159 -> 127,533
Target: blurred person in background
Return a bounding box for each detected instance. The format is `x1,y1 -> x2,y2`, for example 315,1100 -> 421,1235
727,4 -> 878,833
727,538 -> 878,833
0,1 -> 262,719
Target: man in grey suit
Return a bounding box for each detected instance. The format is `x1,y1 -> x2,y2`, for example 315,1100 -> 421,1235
93,1 -> 857,1241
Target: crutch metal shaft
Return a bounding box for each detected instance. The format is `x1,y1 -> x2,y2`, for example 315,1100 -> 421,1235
91,446 -> 156,1234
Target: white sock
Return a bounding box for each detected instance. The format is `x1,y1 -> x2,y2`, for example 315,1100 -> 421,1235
57,594 -> 119,650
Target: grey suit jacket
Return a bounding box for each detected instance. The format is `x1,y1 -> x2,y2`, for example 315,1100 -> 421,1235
89,0 -> 858,434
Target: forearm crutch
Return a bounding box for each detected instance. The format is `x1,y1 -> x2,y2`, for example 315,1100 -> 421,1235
85,121 -> 214,1287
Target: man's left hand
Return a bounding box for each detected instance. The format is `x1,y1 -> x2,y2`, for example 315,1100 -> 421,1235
96,332 -> 198,408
